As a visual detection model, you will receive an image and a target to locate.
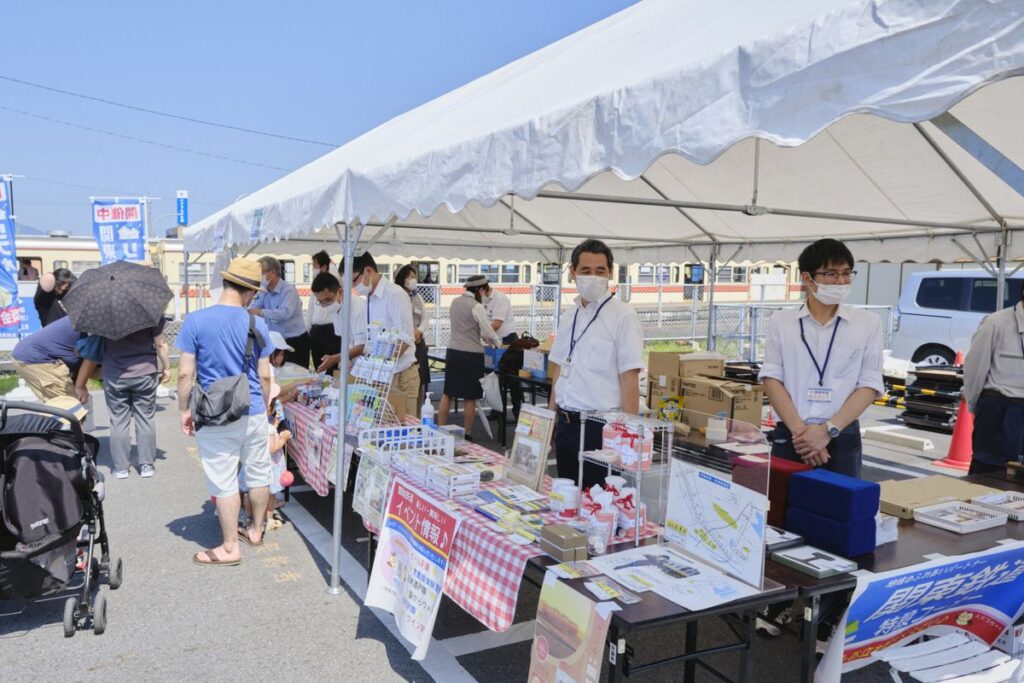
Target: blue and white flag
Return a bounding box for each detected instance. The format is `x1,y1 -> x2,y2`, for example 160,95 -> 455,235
92,198 -> 146,264
0,179 -> 23,333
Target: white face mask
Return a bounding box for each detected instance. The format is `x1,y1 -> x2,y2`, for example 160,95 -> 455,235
404,278 -> 417,292
576,275 -> 610,303
811,282 -> 852,306
354,273 -> 372,296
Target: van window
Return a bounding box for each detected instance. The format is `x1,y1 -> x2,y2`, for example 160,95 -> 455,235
969,278 -> 1024,313
916,277 -> 965,311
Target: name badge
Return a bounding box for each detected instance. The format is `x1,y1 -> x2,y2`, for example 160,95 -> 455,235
560,364 -> 572,380
806,387 -> 833,403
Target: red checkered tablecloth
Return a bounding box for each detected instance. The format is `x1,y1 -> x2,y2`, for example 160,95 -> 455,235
283,403 -> 336,496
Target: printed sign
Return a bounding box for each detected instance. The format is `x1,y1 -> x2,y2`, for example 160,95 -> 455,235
819,542 -> 1024,676
91,198 -> 146,264
365,479 -> 460,660
0,179 -> 23,334
175,189 -> 189,226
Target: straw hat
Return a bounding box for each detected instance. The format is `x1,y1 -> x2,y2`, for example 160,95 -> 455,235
220,257 -> 266,291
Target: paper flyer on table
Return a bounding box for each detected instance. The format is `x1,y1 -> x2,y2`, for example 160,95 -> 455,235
365,479 -> 461,660
528,572 -> 618,683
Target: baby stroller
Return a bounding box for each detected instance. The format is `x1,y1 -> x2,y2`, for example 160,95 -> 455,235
0,400 -> 122,637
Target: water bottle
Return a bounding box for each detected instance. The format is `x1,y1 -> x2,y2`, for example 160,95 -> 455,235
421,392 -> 436,428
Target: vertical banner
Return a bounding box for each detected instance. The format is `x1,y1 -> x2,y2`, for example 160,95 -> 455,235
0,178 -> 23,333
529,572 -> 617,683
91,198 -> 146,264
819,542 -> 1024,678
365,479 -> 460,660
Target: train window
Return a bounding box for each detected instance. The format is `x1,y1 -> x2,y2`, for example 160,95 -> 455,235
413,261 -> 440,285
541,263 -> 561,285
303,263 -> 312,283
281,260 -> 296,283
672,266 -> 680,283
53,260 -> 69,271
617,265 -> 629,284
447,265 -> 457,283
522,265 -> 531,283
500,265 -> 520,283
480,264 -> 499,283
457,264 -> 478,282
715,266 -> 732,283
378,263 -> 392,278
637,265 -> 655,283
72,261 -> 100,276
733,267 -> 748,283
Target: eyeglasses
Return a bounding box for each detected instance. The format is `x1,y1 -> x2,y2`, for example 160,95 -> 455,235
814,270 -> 857,282
351,270 -> 364,286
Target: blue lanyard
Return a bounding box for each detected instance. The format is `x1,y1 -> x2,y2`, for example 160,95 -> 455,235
1019,304 -> 1024,360
568,295 -> 613,362
799,316 -> 841,387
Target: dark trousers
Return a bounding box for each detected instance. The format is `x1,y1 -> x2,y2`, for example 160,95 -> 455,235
502,332 -> 523,417
284,332 -> 311,368
309,323 -> 340,370
554,412 -> 606,489
970,391 -> 1024,472
771,421 -> 863,478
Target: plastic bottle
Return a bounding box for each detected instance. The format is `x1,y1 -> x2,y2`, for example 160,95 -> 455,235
421,392 -> 436,428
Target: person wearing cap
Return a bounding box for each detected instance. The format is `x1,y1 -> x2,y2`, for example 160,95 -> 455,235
266,330 -> 309,404
548,240 -> 644,488
12,316 -> 84,402
176,257 -> 274,567
311,272 -> 368,373
344,252 -> 421,418
305,250 -> 340,369
250,256 -> 309,368
438,275 -> 501,436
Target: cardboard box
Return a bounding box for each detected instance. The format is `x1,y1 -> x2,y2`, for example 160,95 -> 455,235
539,523 -> 588,562
523,350 -> 549,379
879,475 -> 999,519
678,375 -> 763,430
648,376 -> 683,410
646,351 -> 723,391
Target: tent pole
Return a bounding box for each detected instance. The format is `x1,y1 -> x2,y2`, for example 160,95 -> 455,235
997,227 -> 1009,310
707,244 -> 719,351
328,219 -> 359,595
184,249 -> 190,316
554,248 -> 565,333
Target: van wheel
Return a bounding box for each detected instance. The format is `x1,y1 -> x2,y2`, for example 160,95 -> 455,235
912,345 -> 955,367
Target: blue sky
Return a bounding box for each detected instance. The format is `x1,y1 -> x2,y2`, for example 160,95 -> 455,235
2,0 -> 636,235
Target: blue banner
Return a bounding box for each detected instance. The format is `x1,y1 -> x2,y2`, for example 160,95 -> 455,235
0,179 -> 24,334
91,198 -> 146,264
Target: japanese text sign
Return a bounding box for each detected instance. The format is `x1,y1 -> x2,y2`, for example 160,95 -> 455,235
91,198 -> 146,264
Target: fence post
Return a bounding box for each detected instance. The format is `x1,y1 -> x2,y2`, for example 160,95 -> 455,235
748,307 -> 759,363
657,284 -> 663,329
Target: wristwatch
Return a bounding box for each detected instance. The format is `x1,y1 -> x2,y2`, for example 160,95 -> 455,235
825,421 -> 841,439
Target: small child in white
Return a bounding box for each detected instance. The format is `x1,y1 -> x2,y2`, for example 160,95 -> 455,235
239,383 -> 292,531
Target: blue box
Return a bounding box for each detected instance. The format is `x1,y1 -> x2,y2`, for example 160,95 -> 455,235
786,507 -> 876,558
484,346 -> 506,370
788,469 -> 880,522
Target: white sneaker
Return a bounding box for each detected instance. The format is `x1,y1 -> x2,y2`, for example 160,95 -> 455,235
139,464 -> 155,478
113,469 -> 130,479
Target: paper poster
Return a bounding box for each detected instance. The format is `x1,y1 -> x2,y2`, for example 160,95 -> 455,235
365,479 -> 461,660
528,573 -> 618,683
352,452 -> 392,529
663,458 -> 767,589
305,423 -> 324,476
819,542 -> 1024,678
508,405 -> 555,490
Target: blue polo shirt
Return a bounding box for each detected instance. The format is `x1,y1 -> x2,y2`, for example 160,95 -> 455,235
12,316 -> 81,368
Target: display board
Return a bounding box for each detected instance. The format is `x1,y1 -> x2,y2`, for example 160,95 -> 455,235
507,404 -> 555,491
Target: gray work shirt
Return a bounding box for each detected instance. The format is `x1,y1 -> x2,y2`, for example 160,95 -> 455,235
964,303 -> 1024,412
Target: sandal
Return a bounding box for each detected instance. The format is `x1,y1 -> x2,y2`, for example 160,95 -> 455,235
192,549 -> 241,567
237,525 -> 265,547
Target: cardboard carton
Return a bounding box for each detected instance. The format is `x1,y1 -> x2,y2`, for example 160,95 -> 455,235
879,475 -> 999,519
647,351 -> 723,390
523,349 -> 549,380
539,523 -> 588,562
678,375 -> 763,430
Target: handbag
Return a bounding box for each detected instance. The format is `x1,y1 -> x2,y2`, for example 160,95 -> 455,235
190,313 -> 259,430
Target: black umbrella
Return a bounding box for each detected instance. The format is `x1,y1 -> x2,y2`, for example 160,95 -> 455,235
61,261 -> 173,340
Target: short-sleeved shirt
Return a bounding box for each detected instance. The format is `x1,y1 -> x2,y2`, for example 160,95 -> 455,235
34,287 -> 66,327
758,305 -> 884,424
102,318 -> 168,381
12,316 -> 81,368
549,294 -> 645,412
331,295 -> 368,349
176,305 -> 273,416
485,290 -> 516,339
366,278 -> 417,373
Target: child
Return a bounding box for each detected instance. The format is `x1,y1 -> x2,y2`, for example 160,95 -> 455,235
239,383 -> 292,532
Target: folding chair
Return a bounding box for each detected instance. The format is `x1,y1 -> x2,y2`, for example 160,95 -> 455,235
871,633 -> 1023,683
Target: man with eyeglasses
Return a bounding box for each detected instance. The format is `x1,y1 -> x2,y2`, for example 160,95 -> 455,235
311,272 -> 367,372
341,252 -> 421,419
759,239 -> 884,477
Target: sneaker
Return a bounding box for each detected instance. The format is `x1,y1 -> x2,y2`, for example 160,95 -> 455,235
139,464 -> 155,478
113,469 -> 130,479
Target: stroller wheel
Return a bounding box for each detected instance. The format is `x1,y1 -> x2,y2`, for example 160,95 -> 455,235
63,597 -> 77,638
109,557 -> 124,590
92,593 -> 107,635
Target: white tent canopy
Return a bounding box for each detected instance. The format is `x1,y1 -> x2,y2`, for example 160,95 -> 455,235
185,0 -> 1024,265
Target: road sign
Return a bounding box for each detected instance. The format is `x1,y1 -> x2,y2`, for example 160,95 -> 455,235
176,189 -> 189,226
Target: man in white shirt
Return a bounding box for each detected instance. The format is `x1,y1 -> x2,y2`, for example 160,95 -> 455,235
312,272 -> 367,372
306,250 -> 340,369
483,283 -> 517,344
759,239 -> 884,478
963,287 -> 1024,476
343,252 -> 421,419
548,239 -> 644,488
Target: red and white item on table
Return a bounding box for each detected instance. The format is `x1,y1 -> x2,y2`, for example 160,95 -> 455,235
614,488 -> 647,538
601,420 -> 653,471
549,478 -> 579,519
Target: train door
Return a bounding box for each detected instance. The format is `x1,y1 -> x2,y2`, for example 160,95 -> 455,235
535,262 -> 560,302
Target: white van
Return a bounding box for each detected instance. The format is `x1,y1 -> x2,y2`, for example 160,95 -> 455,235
891,270 -> 1024,365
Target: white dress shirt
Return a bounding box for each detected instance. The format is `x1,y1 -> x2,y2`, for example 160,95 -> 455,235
365,277 -> 417,373
485,290 -> 516,339
549,294 -> 645,412
964,303 -> 1024,412
306,292 -> 339,330
759,305 -> 884,424
331,296 -> 368,350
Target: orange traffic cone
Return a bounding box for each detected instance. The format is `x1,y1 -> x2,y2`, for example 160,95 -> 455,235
936,400 -> 974,471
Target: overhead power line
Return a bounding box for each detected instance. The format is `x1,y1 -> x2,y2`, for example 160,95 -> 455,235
0,74 -> 339,148
0,105 -> 289,171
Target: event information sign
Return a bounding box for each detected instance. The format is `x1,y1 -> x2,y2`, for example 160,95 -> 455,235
528,572 -> 617,683
365,479 -> 460,660
91,198 -> 146,264
0,178 -> 24,335
820,542 -> 1024,677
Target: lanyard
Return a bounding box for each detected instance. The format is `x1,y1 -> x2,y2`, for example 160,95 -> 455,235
799,316 -> 841,387
568,295 -> 614,362
1018,304 -> 1024,360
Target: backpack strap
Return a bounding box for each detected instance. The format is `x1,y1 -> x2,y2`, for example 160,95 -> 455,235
244,312 -> 259,365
